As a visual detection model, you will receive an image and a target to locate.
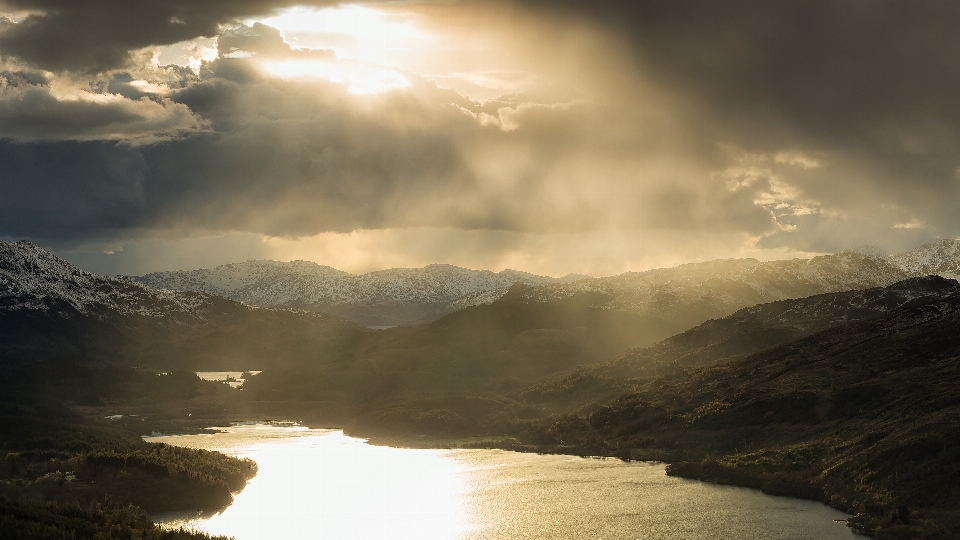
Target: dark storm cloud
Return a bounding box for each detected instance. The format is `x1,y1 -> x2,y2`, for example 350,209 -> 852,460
0,52 -> 775,245
218,22 -> 335,60
2,0 -> 959,263
0,141 -> 147,238
0,58 -> 479,242
515,0 -> 960,248
0,84 -> 204,142
0,0 -> 332,73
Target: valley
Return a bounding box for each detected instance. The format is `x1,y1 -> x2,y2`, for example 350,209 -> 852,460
3,239 -> 960,539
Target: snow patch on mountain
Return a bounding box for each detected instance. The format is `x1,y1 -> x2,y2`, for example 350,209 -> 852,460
890,239 -> 960,280
0,240 -> 218,320
133,261 -> 588,311
521,252 -> 914,318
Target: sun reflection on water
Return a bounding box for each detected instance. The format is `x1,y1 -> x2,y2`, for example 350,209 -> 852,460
151,426 -> 857,540
151,427 -> 474,540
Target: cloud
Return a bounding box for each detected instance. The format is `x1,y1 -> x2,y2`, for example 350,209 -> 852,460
0,1 -> 329,73
218,22 -> 335,61
0,140 -> 148,239
0,72 -> 205,142
510,1 -> 960,243
3,2 -> 960,275
0,54 -> 777,250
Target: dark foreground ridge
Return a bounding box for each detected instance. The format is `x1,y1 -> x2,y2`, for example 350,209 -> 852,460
484,279 -> 960,539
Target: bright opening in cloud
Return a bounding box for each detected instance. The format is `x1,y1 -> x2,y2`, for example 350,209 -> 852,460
251,4 -> 539,100
258,60 -> 411,94
247,5 -> 425,94
255,5 -> 427,64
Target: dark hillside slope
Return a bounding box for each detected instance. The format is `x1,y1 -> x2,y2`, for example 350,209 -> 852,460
244,284 -> 672,424
523,289 -> 960,539
518,276 -> 960,406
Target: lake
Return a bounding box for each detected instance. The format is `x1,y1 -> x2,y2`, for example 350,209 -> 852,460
148,425 -> 856,540
195,371 -> 262,388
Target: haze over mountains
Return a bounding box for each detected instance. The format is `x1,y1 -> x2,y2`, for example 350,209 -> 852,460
517,275 -> 960,406
7,239 -> 960,371
133,262 -> 589,327
132,240 -> 960,343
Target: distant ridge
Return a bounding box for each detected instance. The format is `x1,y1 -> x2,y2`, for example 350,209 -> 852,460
522,251 -> 912,319
129,239 -> 960,338
132,261 -> 589,327
890,238 -> 960,279
0,240 -> 363,368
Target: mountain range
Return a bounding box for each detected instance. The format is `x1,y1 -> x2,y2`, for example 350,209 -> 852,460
515,275 -> 960,406
132,261 -> 588,327
4,237 -> 960,537
131,239 -> 960,346
7,238 -> 960,369
0,240 -> 364,368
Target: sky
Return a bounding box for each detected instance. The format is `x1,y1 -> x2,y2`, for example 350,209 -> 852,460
1,1 -> 958,277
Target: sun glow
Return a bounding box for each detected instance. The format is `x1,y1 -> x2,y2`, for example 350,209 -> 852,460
256,6 -> 426,63
258,60 -> 411,95
251,5 -> 426,94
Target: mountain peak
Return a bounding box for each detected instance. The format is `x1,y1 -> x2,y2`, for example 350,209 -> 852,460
131,259 -> 570,326
0,239 -> 212,319
890,238 -> 960,279
843,245 -> 889,259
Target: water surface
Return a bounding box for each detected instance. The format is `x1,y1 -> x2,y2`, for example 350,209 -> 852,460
195,371 -> 262,388
150,426 -> 855,540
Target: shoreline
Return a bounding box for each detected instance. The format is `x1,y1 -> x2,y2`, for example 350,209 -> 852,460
150,421 -> 858,539
151,420 -> 861,531
129,407 -> 929,539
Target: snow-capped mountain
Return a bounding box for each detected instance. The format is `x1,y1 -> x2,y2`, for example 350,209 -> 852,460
514,240 -> 960,343
1,239 -> 212,319
0,240 -> 363,368
131,238 -> 960,332
521,275 -> 960,403
133,262 -> 588,327
890,238 -> 960,280
520,252 -> 914,322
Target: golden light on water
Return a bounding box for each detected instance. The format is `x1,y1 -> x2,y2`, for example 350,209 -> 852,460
154,427 -> 475,540
152,426 -> 856,540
